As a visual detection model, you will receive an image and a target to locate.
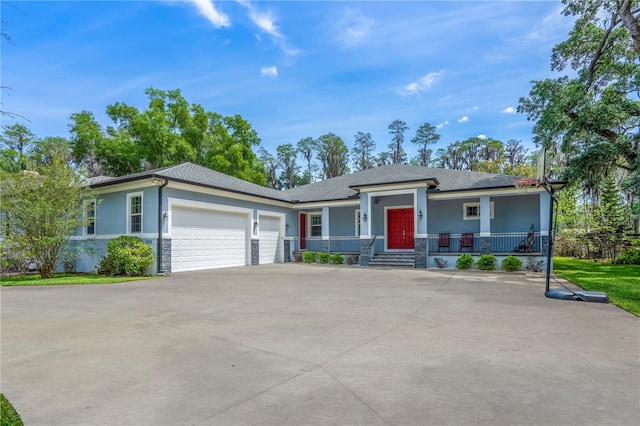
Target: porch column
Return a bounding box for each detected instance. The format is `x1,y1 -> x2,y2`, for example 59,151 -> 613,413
479,196 -> 491,253
540,191 -> 551,257
321,206 -> 330,252
414,189 -> 428,268
359,193 -> 372,266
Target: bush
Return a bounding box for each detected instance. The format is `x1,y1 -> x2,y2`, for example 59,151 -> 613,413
293,253 -> 303,262
614,247 -> 640,265
456,254 -> 474,270
330,253 -> 344,264
317,252 -> 331,264
345,254 -> 359,265
98,236 -> 154,276
501,256 -> 523,272
302,251 -> 316,263
476,254 -> 497,271
434,257 -> 448,268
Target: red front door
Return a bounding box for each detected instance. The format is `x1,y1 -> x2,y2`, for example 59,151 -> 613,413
299,213 -> 306,250
387,208 -> 414,249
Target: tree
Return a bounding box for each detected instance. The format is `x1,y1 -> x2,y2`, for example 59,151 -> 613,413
0,124 -> 35,172
351,131 -> 376,171
68,88 -> 267,185
518,0 -> 640,229
0,154 -> 95,278
504,139 -> 528,168
1,124 -> 35,157
317,133 -> 349,179
259,147 -> 278,189
276,143 -> 300,189
297,137 -> 317,181
375,151 -> 392,166
411,122 -> 440,166
388,119 -> 408,164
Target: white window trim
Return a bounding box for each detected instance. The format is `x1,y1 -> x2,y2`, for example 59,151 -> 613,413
308,211 -> 322,238
127,192 -> 144,234
355,209 -> 361,237
83,199 -> 96,236
463,201 -> 494,220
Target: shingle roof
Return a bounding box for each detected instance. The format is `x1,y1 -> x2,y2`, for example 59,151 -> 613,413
283,165 -> 522,202
90,162 -> 529,204
90,163 -> 292,202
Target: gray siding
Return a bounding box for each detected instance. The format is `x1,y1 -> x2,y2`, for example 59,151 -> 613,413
329,206 -> 358,236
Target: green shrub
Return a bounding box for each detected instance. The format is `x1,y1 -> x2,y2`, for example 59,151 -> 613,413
345,254 -> 359,265
614,247 -> 640,265
302,251 -> 316,263
98,236 -> 154,276
317,252 -> 331,264
501,255 -> 523,272
476,254 -> 497,271
456,254 -> 474,270
330,253 -> 344,264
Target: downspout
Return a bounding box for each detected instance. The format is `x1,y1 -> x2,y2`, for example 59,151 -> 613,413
157,178 -> 169,274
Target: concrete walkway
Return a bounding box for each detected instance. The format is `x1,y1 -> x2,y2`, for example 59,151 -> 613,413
2,265 -> 638,425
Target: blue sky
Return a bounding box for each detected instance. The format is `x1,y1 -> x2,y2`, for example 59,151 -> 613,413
1,1 -> 572,163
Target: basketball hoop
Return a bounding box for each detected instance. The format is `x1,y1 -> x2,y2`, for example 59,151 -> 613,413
513,177 -> 539,193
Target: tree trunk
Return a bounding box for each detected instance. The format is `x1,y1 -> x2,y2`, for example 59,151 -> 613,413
619,0 -> 640,61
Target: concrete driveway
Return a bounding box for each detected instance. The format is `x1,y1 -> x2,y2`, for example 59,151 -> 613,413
2,265 -> 638,425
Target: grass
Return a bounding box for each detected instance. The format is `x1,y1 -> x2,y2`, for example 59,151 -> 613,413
1,393 -> 23,426
553,257 -> 640,316
1,273 -> 155,286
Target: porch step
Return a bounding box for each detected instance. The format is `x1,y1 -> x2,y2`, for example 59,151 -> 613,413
369,252 -> 415,268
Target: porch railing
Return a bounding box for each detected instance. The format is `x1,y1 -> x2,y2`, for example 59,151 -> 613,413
427,232 -> 541,254
290,236 -> 360,253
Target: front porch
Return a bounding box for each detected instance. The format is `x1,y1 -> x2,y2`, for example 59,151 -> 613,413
288,231 -> 545,269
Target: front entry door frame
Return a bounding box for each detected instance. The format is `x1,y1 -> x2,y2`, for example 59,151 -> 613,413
385,205 -> 415,251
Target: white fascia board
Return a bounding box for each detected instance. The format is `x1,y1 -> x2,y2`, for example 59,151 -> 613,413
366,187 -> 419,198
167,181 -> 292,208
168,197 -> 253,214
293,199 -> 360,209
92,180 -> 154,195
427,187 -> 544,200
356,182 -> 430,194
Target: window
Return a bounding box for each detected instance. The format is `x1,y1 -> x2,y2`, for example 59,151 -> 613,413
128,193 -> 143,233
355,209 -> 361,236
84,200 -> 96,235
310,213 -> 322,237
463,202 -> 494,220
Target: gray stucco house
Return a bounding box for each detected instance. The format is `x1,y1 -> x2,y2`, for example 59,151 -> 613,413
73,162 -> 557,273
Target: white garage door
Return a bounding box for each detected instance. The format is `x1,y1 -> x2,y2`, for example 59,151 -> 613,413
259,215 -> 282,264
171,206 -> 248,272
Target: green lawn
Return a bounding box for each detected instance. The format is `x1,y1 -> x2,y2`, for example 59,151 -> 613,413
1,393 -> 23,426
1,273 -> 155,286
553,257 -> 640,316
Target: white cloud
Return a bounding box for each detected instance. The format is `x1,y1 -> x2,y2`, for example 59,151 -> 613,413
248,8 -> 281,38
477,134 -> 487,140
333,8 -> 375,47
457,116 -> 469,123
399,71 -> 442,96
526,5 -> 571,42
435,121 -> 449,129
501,106 -> 516,114
189,0 -> 230,28
261,66 -> 278,78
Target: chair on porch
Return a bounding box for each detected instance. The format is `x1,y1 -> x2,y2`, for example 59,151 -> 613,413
459,233 -> 474,252
438,233 -> 451,252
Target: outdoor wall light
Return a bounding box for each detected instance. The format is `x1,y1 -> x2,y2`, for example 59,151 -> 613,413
418,210 -> 423,220
286,223 -> 290,231
162,211 -> 169,221
362,213 -> 367,222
